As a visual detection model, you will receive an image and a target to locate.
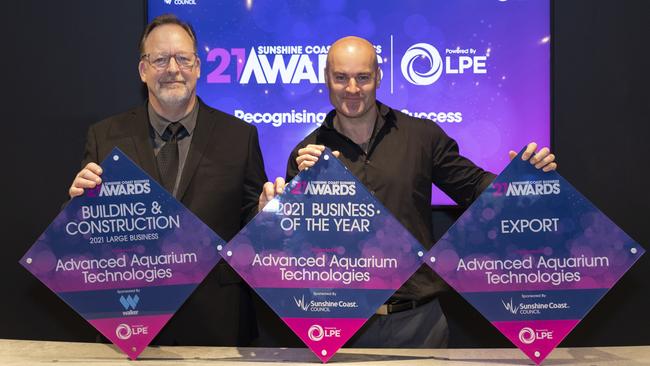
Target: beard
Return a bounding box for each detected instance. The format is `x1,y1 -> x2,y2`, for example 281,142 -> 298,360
153,80 -> 192,107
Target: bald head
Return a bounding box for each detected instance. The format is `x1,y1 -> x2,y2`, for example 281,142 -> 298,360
324,36 -> 380,121
326,36 -> 378,72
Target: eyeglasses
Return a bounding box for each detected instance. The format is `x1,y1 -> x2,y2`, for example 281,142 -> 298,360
141,52 -> 197,70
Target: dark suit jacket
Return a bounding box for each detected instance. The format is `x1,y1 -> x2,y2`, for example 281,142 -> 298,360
81,98 -> 267,345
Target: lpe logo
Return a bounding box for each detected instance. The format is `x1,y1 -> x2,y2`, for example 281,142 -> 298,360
307,324 -> 341,342
115,323 -> 149,340
518,327 -> 553,345
401,43 -> 487,85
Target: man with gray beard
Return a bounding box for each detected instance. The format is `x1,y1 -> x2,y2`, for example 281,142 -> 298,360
67,14 -> 267,346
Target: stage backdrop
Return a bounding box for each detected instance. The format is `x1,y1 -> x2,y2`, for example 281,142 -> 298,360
148,0 -> 550,205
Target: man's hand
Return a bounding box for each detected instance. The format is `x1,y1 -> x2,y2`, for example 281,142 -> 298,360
258,177 -> 286,212
69,162 -> 103,198
296,144 -> 340,171
509,142 -> 557,172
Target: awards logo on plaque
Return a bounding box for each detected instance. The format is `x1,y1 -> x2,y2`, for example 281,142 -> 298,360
425,148 -> 644,364
221,148 -> 426,362
20,148 -> 224,359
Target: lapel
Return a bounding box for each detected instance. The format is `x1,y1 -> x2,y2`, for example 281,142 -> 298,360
176,99 -> 216,201
127,105 -> 162,183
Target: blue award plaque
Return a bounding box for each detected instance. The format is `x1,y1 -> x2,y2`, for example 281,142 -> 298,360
20,148 -> 224,359
221,148 -> 426,362
425,148 -> 644,364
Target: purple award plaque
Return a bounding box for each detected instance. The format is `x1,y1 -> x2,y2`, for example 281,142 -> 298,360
425,149 -> 645,364
20,148 -> 224,359
221,148 -> 426,362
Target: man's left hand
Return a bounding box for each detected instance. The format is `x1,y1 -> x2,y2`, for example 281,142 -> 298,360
509,142 -> 557,172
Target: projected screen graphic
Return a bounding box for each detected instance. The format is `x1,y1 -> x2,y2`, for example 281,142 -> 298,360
148,0 -> 550,205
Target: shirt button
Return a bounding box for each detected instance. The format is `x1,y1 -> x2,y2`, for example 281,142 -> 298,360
365,159 -> 370,165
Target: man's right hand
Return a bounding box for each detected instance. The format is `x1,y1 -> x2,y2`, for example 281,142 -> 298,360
69,162 -> 103,198
296,144 -> 340,171
258,177 -> 286,213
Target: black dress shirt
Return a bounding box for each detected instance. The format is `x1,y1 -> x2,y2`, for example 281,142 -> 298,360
287,101 -> 496,301
148,101 -> 199,197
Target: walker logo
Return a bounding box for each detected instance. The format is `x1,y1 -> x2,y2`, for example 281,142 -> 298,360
120,295 -> 140,310
401,43 -> 487,85
518,327 -> 553,345
115,323 -> 148,340
307,324 -> 341,342
502,298 -> 520,315
294,295 -> 311,311
290,181 -> 356,196
87,180 -> 151,198
119,294 -> 140,316
491,180 -> 561,197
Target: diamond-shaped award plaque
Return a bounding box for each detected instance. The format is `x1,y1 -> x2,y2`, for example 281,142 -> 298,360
425,148 -> 644,364
20,148 -> 223,359
221,148 -> 426,362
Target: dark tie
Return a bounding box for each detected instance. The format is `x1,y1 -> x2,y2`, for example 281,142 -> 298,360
157,122 -> 184,193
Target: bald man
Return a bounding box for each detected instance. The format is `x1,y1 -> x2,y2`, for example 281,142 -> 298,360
259,36 -> 556,348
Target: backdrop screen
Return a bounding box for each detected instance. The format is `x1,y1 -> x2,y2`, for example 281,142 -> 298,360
148,0 -> 550,205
